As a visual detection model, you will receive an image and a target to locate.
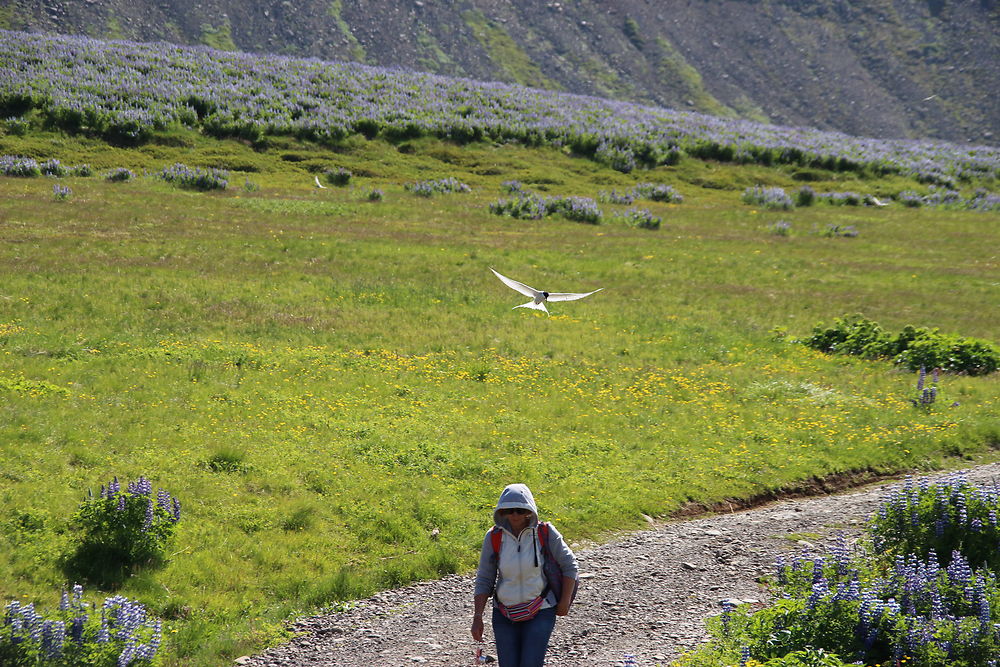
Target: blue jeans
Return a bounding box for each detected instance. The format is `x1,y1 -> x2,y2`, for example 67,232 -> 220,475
492,605 -> 557,667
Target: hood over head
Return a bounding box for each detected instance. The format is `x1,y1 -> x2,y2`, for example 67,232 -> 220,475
493,483 -> 539,529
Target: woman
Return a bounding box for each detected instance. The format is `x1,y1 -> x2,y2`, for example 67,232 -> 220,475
472,483 -> 579,667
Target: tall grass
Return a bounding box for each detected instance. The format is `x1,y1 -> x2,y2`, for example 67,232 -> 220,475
0,128 -> 997,664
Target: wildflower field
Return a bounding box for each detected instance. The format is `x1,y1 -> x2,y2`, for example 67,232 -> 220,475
1,32 -> 999,666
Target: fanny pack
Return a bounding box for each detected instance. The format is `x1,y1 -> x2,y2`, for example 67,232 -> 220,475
496,595 -> 545,622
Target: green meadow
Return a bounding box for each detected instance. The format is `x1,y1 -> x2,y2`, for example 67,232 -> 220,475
1,128 -> 998,664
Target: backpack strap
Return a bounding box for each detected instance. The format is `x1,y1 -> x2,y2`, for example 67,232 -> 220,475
537,521 -> 550,554
490,526 -> 503,561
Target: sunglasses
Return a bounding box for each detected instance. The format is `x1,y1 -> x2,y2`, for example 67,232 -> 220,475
501,508 -> 531,516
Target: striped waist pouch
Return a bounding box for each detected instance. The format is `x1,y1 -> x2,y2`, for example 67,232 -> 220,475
497,595 -> 545,622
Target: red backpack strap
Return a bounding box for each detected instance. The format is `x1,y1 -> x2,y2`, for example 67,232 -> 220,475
537,521 -> 550,552
490,526 -> 503,559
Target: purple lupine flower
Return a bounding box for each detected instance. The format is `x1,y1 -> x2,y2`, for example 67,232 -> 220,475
40,620 -> 65,659
117,494 -> 126,512
143,498 -> 154,531
172,497 -> 182,522
108,476 -> 120,495
70,614 -> 87,643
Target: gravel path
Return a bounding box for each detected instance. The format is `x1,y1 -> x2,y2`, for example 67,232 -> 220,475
239,463 -> 1000,667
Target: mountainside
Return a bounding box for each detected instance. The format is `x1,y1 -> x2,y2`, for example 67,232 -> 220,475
3,0 -> 998,145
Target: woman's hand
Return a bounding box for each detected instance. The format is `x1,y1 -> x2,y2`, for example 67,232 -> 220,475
471,614 -> 484,641
555,601 -> 570,616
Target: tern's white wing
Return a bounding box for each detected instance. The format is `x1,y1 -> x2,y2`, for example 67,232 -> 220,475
546,288 -> 603,302
491,268 -> 539,298
514,300 -> 548,313
314,175 -> 327,189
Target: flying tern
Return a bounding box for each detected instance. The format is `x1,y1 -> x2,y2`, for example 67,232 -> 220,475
490,268 -> 602,314
314,175 -> 327,189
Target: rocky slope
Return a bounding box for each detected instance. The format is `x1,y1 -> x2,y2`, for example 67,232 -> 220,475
238,463 -> 1000,666
4,0 -> 998,145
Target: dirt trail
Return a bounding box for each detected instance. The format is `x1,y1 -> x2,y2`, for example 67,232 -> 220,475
240,463 -> 1000,667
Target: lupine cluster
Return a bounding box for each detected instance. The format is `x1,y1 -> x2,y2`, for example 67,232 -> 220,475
1,154 -> 42,177
821,224 -> 859,238
741,186 -> 795,210
601,182 -> 683,205
896,187 -> 1000,211
613,208 -> 662,230
598,188 -> 636,205
104,168 -> 135,182
404,177 -> 471,197
631,182 -> 683,203
910,366 -> 939,408
489,192 -> 549,219
870,472 -> 1000,571
2,30 -> 997,183
157,163 -> 228,191
489,188 -> 603,224
71,476 -> 181,570
1,585 -> 162,666
705,476 -> 1000,666
546,196 -> 603,224
51,184 -> 72,201
817,191 -> 864,206
365,188 -> 383,201
769,220 -> 792,236
4,115 -> 30,135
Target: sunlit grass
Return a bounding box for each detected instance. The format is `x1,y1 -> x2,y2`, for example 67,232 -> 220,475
0,128 -> 997,664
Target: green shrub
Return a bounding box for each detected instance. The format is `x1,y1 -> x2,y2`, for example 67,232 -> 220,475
894,331 -> 998,376
794,186 -> 816,207
802,316 -> 998,376
65,477 -> 181,583
324,167 -> 352,186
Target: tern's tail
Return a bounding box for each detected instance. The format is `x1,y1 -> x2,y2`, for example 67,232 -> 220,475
514,301 -> 548,314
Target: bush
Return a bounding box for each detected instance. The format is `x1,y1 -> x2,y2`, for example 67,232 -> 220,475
1,585 -> 162,666
4,116 -> 31,136
594,140 -> 636,173
52,184 -> 72,201
895,330 -> 999,376
66,476 -> 181,582
324,167 -> 352,186
801,316 -> 998,376
794,186 -> 816,207
366,188 -> 383,202
869,473 -> 1000,571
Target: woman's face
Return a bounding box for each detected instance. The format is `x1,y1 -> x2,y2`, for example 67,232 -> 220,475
504,508 -> 531,533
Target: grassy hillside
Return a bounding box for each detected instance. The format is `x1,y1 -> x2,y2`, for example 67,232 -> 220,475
1,121 -> 998,663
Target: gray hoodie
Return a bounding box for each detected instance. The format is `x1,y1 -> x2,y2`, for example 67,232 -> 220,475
474,483 -> 579,608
